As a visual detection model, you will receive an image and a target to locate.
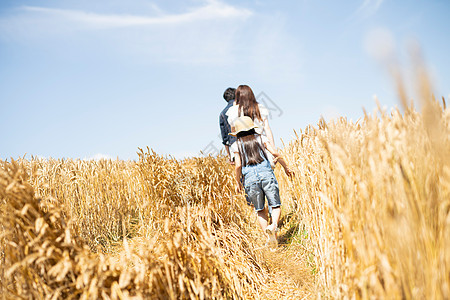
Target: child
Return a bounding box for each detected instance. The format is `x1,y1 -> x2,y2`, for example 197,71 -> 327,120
229,116 -> 292,247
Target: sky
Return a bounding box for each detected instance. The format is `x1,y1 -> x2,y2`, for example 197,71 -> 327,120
1,0 -> 449,160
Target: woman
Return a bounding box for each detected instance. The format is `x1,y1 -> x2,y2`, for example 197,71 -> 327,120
226,85 -> 276,165
226,85 -> 275,147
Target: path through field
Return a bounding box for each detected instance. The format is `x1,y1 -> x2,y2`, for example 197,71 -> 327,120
255,236 -> 316,299
252,173 -> 317,299
232,192 -> 317,299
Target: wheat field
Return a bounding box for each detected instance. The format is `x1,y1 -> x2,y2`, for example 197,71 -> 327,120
1,84 -> 450,298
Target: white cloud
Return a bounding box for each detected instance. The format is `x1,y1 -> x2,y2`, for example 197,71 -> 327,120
0,1 -> 303,79
357,0 -> 384,15
19,1 -> 252,29
351,0 -> 385,20
0,1 -> 253,65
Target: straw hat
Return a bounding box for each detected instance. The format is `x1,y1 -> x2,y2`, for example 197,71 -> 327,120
229,116 -> 258,136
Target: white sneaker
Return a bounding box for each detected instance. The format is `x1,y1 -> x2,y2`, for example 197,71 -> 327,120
265,224 -> 278,234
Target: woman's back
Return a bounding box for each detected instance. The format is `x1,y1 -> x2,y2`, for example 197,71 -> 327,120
226,85 -> 276,167
226,103 -> 269,136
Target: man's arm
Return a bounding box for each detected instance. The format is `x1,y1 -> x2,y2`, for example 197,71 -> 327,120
220,113 -> 235,163
219,113 -> 229,146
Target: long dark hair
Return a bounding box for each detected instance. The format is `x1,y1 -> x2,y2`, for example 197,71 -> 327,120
235,85 -> 262,121
237,129 -> 267,166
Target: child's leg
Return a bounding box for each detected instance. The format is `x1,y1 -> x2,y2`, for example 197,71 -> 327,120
260,173 -> 281,228
264,206 -> 279,248
270,206 -> 281,232
256,206 -> 269,232
245,179 -> 267,232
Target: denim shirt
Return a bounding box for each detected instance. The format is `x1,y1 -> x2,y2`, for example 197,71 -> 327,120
219,100 -> 237,146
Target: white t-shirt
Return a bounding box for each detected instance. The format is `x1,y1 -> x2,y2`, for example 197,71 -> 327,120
226,103 -> 269,136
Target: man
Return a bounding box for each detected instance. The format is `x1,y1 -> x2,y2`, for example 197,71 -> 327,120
219,87 -> 237,163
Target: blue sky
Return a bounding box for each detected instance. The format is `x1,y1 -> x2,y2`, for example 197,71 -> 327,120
1,0 -> 449,160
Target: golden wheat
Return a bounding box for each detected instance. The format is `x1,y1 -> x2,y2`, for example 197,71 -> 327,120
1,150 -> 313,299
277,97 -> 450,298
1,78 -> 449,298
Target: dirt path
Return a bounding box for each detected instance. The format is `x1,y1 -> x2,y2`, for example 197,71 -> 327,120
261,255 -> 314,299
256,232 -> 316,299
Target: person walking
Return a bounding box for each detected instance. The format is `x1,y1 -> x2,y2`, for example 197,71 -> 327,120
219,87 -> 237,163
226,85 -> 276,167
230,116 -> 292,248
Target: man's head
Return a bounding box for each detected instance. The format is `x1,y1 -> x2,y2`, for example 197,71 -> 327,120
223,87 -> 236,102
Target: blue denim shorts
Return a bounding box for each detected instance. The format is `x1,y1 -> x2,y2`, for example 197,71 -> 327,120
242,159 -> 281,211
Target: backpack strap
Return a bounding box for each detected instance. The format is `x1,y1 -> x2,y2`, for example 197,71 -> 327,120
258,135 -> 268,161
237,134 -> 268,167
